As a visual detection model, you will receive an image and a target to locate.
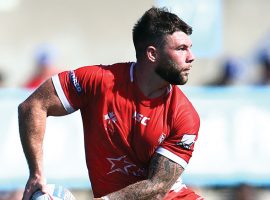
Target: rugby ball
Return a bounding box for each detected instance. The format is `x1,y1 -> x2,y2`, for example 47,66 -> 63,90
31,184 -> 76,200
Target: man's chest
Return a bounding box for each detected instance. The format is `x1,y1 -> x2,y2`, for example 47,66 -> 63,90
99,90 -> 171,157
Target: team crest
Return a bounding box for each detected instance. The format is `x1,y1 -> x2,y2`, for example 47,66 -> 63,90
158,133 -> 166,144
104,112 -> 117,123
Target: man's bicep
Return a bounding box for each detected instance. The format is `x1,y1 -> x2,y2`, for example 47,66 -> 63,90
148,152 -> 184,189
26,78 -> 68,116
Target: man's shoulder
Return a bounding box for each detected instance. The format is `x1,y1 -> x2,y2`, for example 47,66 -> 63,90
171,86 -> 189,102
102,62 -> 133,81
105,62 -> 133,73
76,62 -> 132,71
171,86 -> 198,112
74,62 -> 132,80
170,86 -> 200,126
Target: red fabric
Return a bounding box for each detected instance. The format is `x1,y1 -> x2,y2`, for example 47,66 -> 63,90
24,76 -> 45,89
55,62 -> 200,197
164,187 -> 204,200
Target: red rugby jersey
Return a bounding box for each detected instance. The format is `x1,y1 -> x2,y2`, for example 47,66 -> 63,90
51,62 -> 200,197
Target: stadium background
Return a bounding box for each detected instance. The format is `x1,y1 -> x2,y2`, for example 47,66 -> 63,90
0,0 -> 270,199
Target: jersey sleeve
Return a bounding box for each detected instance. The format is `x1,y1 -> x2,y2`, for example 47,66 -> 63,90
51,65 -> 104,113
156,102 -> 200,169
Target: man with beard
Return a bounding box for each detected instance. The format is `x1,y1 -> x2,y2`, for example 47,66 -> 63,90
19,7 -> 202,200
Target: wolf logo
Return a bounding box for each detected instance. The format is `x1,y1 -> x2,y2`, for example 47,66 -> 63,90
176,134 -> 196,150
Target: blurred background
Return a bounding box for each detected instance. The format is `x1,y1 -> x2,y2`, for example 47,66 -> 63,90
0,0 -> 270,199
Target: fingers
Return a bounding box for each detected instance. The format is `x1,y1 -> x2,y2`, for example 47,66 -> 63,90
23,184 -> 50,200
22,176 -> 48,200
22,184 -> 37,200
41,185 -> 54,200
47,192 -> 54,200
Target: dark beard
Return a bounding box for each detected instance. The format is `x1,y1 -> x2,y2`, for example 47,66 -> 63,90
155,59 -> 188,85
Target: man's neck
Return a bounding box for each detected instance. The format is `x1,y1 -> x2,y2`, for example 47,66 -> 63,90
134,62 -> 170,99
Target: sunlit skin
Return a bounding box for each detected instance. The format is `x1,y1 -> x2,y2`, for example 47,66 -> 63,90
134,31 -> 195,99
155,31 -> 195,85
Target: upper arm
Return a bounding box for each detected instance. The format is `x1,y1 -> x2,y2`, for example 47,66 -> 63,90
20,78 -> 68,116
148,152 -> 184,193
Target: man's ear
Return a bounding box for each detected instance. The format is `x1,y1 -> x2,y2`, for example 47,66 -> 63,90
146,46 -> 158,63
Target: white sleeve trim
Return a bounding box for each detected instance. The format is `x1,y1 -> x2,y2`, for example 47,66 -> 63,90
156,147 -> 188,169
51,75 -> 76,113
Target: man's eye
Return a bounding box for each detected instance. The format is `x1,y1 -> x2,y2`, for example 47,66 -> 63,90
178,46 -> 187,51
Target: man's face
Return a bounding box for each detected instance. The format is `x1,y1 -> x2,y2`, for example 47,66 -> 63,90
155,31 -> 195,85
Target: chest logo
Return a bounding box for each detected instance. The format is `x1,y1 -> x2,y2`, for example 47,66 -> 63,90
104,112 -> 117,123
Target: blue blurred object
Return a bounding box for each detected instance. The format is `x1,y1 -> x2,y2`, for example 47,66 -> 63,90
224,58 -> 243,80
258,49 -> 270,69
257,49 -> 270,85
34,44 -> 58,67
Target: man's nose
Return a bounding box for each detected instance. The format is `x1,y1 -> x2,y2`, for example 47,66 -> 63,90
187,49 -> 195,63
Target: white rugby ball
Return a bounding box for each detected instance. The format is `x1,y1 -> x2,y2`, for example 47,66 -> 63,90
31,184 -> 76,200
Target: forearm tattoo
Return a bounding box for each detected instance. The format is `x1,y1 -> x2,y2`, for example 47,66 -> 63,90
107,153 -> 184,200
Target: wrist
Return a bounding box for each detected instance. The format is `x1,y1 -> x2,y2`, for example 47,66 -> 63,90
29,171 -> 44,178
29,164 -> 44,176
101,196 -> 109,200
29,171 -> 46,184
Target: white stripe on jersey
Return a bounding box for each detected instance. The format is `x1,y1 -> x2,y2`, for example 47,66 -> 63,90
156,147 -> 188,169
52,75 -> 76,113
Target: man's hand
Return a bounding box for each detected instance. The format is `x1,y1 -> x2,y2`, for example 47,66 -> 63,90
22,174 -> 51,200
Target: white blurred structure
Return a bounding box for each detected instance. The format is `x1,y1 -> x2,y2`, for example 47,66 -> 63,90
0,0 -> 270,86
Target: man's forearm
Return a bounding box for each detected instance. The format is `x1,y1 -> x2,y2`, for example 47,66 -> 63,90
105,179 -> 166,200
18,100 -> 47,175
97,154 -> 183,200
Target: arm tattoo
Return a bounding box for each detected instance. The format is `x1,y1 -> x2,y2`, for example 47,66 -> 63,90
107,153 -> 184,200
148,153 -> 183,190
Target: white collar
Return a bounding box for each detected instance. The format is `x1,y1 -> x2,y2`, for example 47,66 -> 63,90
130,62 -> 136,82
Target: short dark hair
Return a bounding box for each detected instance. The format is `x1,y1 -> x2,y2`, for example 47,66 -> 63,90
132,7 -> 192,59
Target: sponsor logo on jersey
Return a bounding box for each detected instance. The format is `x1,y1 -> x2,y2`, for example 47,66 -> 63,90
69,70 -> 82,94
133,111 -> 150,126
176,134 -> 196,150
